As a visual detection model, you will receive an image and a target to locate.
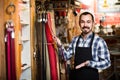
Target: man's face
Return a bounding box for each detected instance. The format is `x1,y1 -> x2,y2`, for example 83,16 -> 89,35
79,14 -> 94,34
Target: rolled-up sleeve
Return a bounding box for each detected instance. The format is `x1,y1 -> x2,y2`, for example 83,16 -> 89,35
88,39 -> 111,70
58,37 -> 77,61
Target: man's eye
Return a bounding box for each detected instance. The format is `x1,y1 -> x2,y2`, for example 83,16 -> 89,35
87,20 -> 91,23
80,21 -> 84,23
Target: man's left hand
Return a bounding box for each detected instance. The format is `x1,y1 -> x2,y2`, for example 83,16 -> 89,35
75,60 -> 89,69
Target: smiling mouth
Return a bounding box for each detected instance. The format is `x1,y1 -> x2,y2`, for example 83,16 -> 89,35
82,27 -> 90,29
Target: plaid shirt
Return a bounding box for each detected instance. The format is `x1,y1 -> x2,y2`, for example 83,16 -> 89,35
60,32 -> 111,70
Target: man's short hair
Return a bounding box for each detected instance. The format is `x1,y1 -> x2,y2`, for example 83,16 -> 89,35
79,12 -> 94,22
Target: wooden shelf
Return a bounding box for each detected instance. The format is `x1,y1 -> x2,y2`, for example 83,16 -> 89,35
22,39 -> 29,42
100,35 -> 120,39
20,22 -> 29,26
53,8 -> 68,10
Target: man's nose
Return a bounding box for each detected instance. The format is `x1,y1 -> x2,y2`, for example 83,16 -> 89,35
83,22 -> 87,26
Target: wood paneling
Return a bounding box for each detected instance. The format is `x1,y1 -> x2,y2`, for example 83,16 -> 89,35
0,0 -> 21,80
0,0 -> 6,79
30,0 -> 36,80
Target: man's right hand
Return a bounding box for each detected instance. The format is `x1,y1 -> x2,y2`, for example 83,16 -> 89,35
53,36 -> 62,47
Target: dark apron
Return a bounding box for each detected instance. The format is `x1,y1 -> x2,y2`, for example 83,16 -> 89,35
74,33 -> 99,80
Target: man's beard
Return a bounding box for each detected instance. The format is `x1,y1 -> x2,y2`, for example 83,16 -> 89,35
82,26 -> 92,34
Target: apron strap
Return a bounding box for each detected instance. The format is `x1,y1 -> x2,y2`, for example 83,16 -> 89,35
90,32 -> 95,48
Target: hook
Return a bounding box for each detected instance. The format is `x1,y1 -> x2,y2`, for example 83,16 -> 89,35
6,2 -> 16,15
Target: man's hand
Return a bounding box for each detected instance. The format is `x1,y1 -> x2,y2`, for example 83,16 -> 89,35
75,60 -> 89,69
53,36 -> 62,47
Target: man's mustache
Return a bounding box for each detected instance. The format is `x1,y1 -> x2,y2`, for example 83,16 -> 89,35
82,26 -> 90,29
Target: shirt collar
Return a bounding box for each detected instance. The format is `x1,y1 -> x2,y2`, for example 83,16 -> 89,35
80,32 -> 93,40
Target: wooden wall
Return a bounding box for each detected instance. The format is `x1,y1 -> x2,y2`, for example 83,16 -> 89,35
0,0 -> 21,80
30,0 -> 36,80
0,0 -> 36,80
0,0 -> 6,80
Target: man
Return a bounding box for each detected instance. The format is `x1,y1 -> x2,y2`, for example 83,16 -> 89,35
54,11 -> 111,80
